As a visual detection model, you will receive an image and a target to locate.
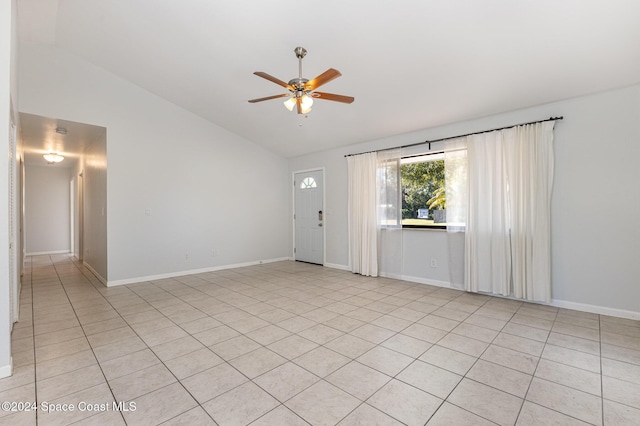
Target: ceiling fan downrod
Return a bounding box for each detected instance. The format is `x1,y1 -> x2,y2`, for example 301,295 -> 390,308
290,47 -> 308,96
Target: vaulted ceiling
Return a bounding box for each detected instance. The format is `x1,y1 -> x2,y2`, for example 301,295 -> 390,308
17,0 -> 640,158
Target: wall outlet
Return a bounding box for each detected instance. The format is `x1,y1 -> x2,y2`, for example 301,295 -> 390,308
185,251 -> 189,261
430,258 -> 437,268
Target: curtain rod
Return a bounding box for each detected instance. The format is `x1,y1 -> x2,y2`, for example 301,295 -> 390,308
344,116 -> 563,158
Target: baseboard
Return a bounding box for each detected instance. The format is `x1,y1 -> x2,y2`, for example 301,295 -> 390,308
104,257 -> 640,321
107,257 -> 292,287
362,270 -> 640,320
550,298 -> 640,321
400,275 -> 452,289
379,272 -> 451,288
324,263 -> 350,271
26,250 -> 70,256
83,261 -> 108,286
0,359 -> 13,379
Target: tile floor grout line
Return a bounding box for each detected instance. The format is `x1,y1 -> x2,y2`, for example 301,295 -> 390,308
66,260 -> 224,424
600,315 -> 605,426
52,257 -> 197,423
440,301 -> 521,426
513,308 -> 555,426
232,270 -> 435,424
355,292 -> 522,424
108,266 -> 358,424
521,309 -> 604,426
29,257 -> 39,425
9,255 -> 638,425
70,256 -> 235,424
48,255 -> 128,426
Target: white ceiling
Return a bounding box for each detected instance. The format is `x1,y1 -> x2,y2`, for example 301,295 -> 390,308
17,0 -> 640,158
20,112 -> 106,168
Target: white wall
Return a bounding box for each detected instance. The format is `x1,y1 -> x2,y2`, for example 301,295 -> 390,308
24,165 -> 71,254
18,43 -> 291,284
15,37 -> 638,317
290,84 -> 640,317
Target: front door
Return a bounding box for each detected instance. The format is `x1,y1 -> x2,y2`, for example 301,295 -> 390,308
294,170 -> 324,265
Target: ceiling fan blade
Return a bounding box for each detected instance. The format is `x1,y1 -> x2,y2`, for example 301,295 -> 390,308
248,94 -> 289,103
253,72 -> 293,90
296,97 -> 302,114
313,92 -> 355,104
305,68 -> 341,91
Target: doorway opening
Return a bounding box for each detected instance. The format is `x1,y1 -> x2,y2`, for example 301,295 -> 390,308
20,113 -> 107,282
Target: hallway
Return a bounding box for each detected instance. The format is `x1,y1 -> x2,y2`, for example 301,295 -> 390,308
1,255 -> 639,425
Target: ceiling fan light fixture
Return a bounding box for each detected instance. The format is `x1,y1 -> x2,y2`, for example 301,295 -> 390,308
43,153 -> 64,164
300,94 -> 313,113
300,94 -> 313,111
283,97 -> 296,111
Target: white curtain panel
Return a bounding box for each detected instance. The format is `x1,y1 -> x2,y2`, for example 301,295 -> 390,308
347,152 -> 379,276
465,121 -> 555,302
377,149 -> 403,279
507,121 -> 555,301
466,130 -> 511,296
444,137 -> 468,289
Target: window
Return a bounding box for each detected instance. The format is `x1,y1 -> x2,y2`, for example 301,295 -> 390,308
300,177 -> 317,189
401,153 -> 446,228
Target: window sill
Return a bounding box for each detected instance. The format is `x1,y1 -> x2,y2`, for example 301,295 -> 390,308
402,225 -> 446,231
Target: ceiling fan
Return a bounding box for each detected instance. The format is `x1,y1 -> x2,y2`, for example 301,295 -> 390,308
248,47 -> 354,114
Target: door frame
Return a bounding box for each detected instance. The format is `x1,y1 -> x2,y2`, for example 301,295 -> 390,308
70,178 -> 75,255
8,109 -> 19,325
77,169 -> 84,261
292,167 -> 326,265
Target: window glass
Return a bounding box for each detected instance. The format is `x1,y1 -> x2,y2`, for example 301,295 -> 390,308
401,153 -> 446,228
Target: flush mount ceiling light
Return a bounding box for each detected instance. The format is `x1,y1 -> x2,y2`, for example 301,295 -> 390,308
248,47 -> 354,114
43,153 -> 64,164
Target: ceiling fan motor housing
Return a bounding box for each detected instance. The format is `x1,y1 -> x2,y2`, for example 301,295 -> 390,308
288,78 -> 309,96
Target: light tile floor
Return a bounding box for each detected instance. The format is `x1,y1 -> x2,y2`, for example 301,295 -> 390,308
1,254 -> 639,425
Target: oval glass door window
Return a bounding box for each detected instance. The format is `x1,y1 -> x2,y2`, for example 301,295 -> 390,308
300,177 -> 317,189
